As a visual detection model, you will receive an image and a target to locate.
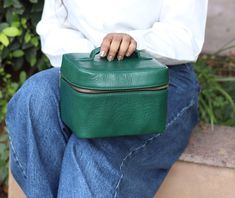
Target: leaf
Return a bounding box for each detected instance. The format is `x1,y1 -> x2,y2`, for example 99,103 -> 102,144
0,33 -> 9,46
5,8 -> 18,24
2,27 -> 20,37
24,31 -> 31,43
29,0 -> 38,3
30,57 -> 37,66
215,76 -> 235,82
11,21 -> 20,28
19,71 -> 27,83
12,0 -> 23,9
12,49 -> 24,57
215,86 -> 235,112
21,18 -> 27,28
11,12 -> 20,24
3,0 -> 13,8
31,37 -> 39,47
0,23 -> 9,32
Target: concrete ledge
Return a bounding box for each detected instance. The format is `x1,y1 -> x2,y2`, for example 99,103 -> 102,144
8,170 -> 24,198
155,124 -> 235,198
155,161 -> 235,198
179,125 -> 235,168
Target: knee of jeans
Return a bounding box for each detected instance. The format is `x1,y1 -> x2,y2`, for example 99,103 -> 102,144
6,68 -> 60,151
22,68 -> 60,100
7,68 -> 59,120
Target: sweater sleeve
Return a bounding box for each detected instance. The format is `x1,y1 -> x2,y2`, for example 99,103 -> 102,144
36,0 -> 95,67
127,0 -> 208,65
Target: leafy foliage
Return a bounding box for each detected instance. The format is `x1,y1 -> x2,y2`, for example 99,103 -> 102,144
0,0 -> 49,72
193,57 -> 235,127
0,0 -> 50,120
0,67 -> 19,123
0,131 -> 9,185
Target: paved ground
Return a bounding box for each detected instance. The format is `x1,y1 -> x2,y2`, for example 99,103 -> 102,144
203,0 -> 235,55
180,125 -> 235,168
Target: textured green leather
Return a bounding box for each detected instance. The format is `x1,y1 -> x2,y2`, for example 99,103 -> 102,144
60,48 -> 169,138
61,48 -> 168,90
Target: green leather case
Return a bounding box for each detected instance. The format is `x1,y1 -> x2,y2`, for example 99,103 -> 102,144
60,48 -> 169,138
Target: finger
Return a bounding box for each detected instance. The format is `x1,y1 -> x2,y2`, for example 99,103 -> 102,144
117,35 -> 131,61
107,35 -> 122,61
126,39 -> 137,57
100,34 -> 113,57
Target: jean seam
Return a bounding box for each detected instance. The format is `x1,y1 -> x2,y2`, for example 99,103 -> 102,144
8,135 -> 27,179
113,97 -> 196,198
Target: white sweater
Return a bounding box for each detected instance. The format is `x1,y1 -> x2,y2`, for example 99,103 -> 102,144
36,0 -> 208,67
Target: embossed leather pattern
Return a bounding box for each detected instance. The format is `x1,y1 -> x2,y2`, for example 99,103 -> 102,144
60,48 -> 168,138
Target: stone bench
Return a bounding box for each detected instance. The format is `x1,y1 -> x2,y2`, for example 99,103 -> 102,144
8,125 -> 235,198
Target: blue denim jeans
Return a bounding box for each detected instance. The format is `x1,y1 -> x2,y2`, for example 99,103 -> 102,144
6,63 -> 200,198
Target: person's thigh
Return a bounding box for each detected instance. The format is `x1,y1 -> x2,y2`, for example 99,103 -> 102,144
58,64 -> 200,198
6,68 -> 71,197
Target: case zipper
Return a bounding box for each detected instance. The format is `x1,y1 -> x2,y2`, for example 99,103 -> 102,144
62,77 -> 168,94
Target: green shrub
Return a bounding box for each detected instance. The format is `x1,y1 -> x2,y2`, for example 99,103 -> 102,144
0,0 -> 50,80
0,67 -> 18,186
193,58 -> 235,127
0,130 -> 8,186
0,0 -> 49,123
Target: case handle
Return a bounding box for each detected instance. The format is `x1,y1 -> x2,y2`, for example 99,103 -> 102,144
89,47 -> 102,59
89,47 -> 152,60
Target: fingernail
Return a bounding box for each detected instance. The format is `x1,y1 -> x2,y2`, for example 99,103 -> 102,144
126,52 -> 130,57
108,56 -> 113,62
117,56 -> 123,61
100,51 -> 106,57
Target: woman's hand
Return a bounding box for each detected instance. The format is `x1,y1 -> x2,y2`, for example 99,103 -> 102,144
100,33 -> 137,61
